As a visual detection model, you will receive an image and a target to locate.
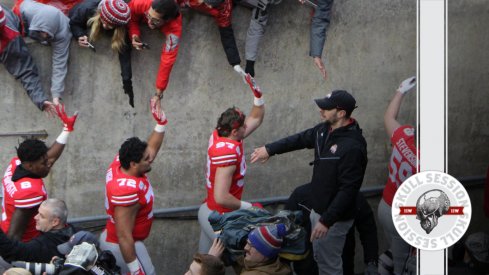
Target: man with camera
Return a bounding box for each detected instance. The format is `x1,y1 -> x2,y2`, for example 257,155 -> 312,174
12,231 -> 121,275
0,199 -> 75,264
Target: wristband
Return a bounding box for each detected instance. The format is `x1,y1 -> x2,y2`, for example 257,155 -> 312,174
56,131 -> 70,144
240,201 -> 252,209
254,97 -> 264,106
126,259 -> 141,273
154,124 -> 166,133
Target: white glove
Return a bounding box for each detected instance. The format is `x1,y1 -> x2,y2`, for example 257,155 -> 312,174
398,76 -> 416,94
233,65 -> 245,76
234,65 -> 248,84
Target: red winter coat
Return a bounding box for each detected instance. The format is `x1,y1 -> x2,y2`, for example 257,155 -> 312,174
128,0 -> 182,92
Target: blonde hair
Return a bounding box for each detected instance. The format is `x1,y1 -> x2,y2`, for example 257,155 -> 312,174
3,268 -> 32,275
87,12 -> 127,53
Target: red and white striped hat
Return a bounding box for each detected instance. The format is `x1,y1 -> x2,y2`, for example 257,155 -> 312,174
0,6 -> 6,28
99,0 -> 130,27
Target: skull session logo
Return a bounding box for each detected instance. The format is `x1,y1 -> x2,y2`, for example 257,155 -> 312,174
392,171 -> 471,250
416,190 -> 450,234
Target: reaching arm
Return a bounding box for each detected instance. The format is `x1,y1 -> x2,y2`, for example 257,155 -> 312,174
146,98 -> 168,163
47,104 -> 78,165
309,0 -> 333,79
243,75 -> 265,138
50,20 -> 72,101
384,76 -> 416,137
7,207 -> 38,241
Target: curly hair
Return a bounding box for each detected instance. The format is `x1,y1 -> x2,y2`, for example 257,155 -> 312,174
119,137 -> 147,169
16,139 -> 48,162
216,107 -> 246,137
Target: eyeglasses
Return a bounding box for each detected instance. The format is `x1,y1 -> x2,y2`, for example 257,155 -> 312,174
145,11 -> 163,26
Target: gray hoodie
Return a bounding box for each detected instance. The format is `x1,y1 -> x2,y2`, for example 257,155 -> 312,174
20,0 -> 72,99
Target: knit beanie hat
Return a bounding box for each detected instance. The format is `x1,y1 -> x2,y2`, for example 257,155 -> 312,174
248,223 -> 287,258
0,6 -> 6,29
99,0 -> 130,27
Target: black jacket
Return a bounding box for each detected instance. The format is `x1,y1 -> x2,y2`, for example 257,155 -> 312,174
266,120 -> 368,227
68,0 -> 132,84
0,224 -> 76,263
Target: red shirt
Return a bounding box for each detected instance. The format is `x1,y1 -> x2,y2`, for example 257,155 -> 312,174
382,125 -> 419,206
127,0 -> 182,92
177,0 -> 232,27
104,155 -> 154,243
205,130 -> 246,213
1,157 -> 47,242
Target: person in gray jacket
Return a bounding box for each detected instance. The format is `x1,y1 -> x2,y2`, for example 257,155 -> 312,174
0,5 -> 54,113
19,0 -> 72,105
299,0 -> 333,80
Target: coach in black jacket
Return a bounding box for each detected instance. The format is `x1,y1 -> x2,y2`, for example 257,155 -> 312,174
0,198 -> 75,263
251,90 -> 367,275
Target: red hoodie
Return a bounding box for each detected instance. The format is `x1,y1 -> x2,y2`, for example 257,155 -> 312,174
128,0 -> 182,92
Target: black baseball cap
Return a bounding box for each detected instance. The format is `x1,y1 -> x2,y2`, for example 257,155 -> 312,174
314,90 -> 357,115
57,231 -> 99,255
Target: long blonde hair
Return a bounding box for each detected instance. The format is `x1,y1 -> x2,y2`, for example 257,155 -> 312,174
87,12 -> 126,53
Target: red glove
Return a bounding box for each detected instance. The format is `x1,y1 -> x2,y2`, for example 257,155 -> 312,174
251,202 -> 264,209
55,104 -> 78,132
150,99 -> 167,125
245,73 -> 262,98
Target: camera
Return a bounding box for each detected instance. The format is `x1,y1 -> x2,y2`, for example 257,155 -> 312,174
12,258 -> 64,275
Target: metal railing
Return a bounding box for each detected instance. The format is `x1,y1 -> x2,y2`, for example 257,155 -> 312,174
68,175 -> 486,227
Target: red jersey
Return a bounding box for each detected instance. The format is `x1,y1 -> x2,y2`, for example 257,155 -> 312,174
383,125 -> 419,206
104,155 -> 154,243
127,0 -> 182,91
177,0 -> 232,27
205,130 -> 246,213
1,157 -> 47,242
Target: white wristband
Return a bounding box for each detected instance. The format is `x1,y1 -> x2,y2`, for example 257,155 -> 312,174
240,201 -> 252,209
254,97 -> 264,106
154,124 -> 166,133
56,131 -> 70,144
126,259 -> 141,273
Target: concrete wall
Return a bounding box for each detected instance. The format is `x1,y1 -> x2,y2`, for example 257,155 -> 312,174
448,0 -> 489,179
0,0 -> 435,273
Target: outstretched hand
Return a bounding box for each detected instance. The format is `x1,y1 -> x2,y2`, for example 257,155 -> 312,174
245,74 -> 262,98
313,57 -> 328,80
42,101 -> 57,117
398,76 -> 416,94
208,238 -> 224,258
250,147 -> 269,163
55,104 -> 78,132
150,97 -> 167,125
